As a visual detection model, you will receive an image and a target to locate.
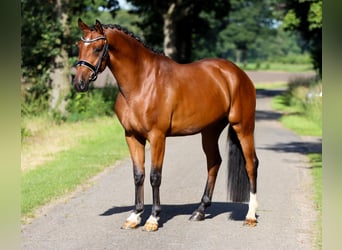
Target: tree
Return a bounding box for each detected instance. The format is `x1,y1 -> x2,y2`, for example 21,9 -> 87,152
21,0 -> 119,115
282,0 -> 322,77
216,0 -> 276,65
126,0 -> 231,63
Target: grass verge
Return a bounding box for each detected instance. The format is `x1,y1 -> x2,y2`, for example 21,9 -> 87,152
270,75 -> 322,137
309,153 -> 322,249
21,116 -> 129,219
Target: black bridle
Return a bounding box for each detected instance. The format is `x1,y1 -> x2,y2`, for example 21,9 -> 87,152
76,35 -> 109,81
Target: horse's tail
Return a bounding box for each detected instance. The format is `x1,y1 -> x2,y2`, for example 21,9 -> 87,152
227,125 -> 250,202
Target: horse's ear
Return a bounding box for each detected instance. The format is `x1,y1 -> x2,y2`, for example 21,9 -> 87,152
78,18 -> 90,33
95,19 -> 104,35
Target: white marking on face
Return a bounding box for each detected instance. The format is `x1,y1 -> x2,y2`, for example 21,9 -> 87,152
84,38 -> 91,47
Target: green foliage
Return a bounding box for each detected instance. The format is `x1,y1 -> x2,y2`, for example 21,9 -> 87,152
309,153 -> 322,208
309,153 -> 322,249
225,1 -> 274,48
21,0 -> 120,114
282,0 -> 322,77
21,71 -> 51,117
126,0 -> 231,62
308,1 -> 322,30
106,9 -> 142,35
283,10 -> 300,28
21,126 -> 31,142
21,1 -> 62,78
21,79 -> 119,124
272,77 -> 322,136
190,1 -> 309,67
21,0 -> 119,73
126,0 -> 310,66
66,85 -> 118,122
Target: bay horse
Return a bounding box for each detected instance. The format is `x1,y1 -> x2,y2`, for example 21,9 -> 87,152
73,19 -> 259,231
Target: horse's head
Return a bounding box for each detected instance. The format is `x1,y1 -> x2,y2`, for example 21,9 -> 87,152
73,19 -> 109,92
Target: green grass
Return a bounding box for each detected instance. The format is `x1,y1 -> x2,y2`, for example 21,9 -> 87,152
309,153 -> 322,249
280,114 -> 321,136
21,117 -> 129,218
271,88 -> 322,137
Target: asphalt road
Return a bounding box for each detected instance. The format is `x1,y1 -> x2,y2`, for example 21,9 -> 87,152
21,72 -> 320,250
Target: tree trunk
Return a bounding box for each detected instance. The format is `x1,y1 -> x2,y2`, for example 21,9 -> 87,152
49,0 -> 70,115
163,3 -> 178,61
235,50 -> 241,64
162,2 -> 193,63
242,49 -> 248,68
49,49 -> 70,114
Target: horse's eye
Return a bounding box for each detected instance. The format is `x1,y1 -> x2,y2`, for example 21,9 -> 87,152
94,47 -> 102,53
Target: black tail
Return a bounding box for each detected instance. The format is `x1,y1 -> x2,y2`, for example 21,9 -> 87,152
227,125 -> 250,202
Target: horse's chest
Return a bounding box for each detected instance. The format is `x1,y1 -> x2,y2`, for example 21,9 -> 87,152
116,102 -> 154,135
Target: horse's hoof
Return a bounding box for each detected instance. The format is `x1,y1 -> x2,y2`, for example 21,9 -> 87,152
189,211 -> 205,221
142,221 -> 158,232
243,219 -> 257,227
121,220 -> 139,230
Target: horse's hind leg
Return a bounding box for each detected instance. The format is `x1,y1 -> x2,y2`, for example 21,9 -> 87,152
231,123 -> 259,226
190,120 -> 227,221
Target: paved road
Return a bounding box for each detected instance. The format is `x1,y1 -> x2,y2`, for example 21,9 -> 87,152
246,70 -> 315,84
22,72 -> 320,250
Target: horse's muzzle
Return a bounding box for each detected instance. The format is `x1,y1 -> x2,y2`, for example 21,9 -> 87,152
73,79 -> 89,92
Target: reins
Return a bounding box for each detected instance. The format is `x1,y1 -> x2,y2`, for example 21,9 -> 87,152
76,35 -> 109,81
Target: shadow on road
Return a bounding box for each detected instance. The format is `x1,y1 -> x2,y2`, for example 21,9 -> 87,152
256,88 -> 285,99
100,202 -> 248,228
260,140 -> 322,155
255,88 -> 322,156
255,89 -> 284,121
256,110 -> 282,121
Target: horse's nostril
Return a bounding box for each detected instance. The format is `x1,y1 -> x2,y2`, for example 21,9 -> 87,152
76,79 -> 89,92
79,82 -> 85,90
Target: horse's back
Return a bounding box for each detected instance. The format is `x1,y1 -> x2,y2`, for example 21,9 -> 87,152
194,58 -> 256,124
164,58 -> 255,135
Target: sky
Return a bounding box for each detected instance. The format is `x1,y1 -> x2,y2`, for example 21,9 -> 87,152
118,0 -> 133,10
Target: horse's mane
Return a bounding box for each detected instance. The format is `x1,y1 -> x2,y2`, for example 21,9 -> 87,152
91,23 -> 164,55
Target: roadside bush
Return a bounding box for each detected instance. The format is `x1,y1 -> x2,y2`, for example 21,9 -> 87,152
21,77 -> 119,122
286,76 -> 322,129
66,85 -> 118,122
21,75 -> 50,117
274,53 -> 311,65
21,79 -> 119,142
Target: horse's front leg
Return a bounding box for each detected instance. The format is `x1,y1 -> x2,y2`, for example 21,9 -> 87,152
142,132 -> 166,232
121,132 -> 146,230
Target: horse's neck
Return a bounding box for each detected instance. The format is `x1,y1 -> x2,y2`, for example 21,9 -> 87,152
106,29 -> 156,97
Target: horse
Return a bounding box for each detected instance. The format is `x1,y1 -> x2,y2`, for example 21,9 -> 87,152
73,19 -> 259,231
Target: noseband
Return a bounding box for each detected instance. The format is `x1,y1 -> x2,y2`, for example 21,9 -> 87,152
76,35 -> 109,81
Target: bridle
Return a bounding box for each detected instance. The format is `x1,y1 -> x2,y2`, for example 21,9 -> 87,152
76,35 -> 109,81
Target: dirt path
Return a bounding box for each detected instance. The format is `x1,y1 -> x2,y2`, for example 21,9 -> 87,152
21,72 -> 320,250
